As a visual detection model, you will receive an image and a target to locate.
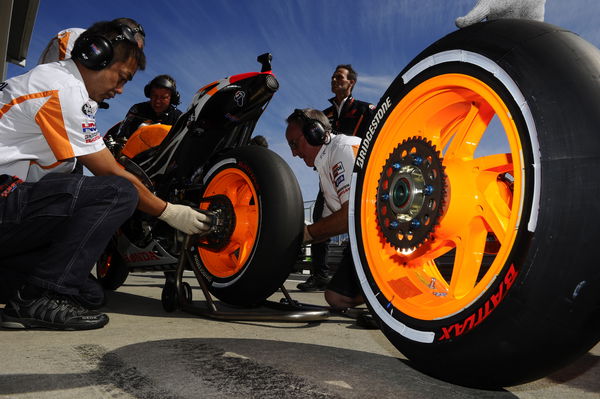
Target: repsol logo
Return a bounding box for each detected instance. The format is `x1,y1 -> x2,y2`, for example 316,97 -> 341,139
356,97 -> 392,169
438,264 -> 518,341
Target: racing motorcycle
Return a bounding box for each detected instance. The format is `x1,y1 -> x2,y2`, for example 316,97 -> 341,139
97,53 -> 304,307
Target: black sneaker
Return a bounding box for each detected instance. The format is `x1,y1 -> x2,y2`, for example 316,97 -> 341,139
356,313 -> 380,330
0,290 -> 109,330
297,275 -> 330,292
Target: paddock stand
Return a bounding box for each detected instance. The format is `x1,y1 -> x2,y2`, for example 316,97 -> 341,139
160,235 -> 330,322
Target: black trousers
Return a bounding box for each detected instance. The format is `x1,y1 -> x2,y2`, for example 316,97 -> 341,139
0,173 -> 138,297
311,189 -> 330,278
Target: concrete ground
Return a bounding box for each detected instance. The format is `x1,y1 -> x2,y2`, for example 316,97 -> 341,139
0,271 -> 598,399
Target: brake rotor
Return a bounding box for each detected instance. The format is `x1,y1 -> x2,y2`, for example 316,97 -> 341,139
376,136 -> 446,250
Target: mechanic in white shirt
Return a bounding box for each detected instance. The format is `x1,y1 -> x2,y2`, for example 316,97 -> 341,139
285,108 -> 364,310
0,20 -> 208,331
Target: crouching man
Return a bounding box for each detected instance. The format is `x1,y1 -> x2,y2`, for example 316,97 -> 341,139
0,20 -> 210,330
285,108 -> 364,309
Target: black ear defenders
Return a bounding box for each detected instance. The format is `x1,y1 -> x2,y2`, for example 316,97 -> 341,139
144,75 -> 181,106
292,109 -> 328,146
72,24 -> 141,71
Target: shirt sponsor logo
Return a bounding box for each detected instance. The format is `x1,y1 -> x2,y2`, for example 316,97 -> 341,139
81,101 -> 97,117
0,82 -> 7,91
332,161 -> 344,178
335,173 -> 345,187
85,133 -> 101,143
82,122 -> 97,133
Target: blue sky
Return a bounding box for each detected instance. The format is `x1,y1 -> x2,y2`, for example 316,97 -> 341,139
7,0 -> 600,202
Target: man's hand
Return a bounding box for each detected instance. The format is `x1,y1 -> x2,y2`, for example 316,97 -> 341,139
303,224 -> 314,244
158,203 -> 212,235
456,0 -> 546,28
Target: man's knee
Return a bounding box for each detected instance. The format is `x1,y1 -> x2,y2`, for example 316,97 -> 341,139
90,175 -> 138,213
325,289 -> 363,309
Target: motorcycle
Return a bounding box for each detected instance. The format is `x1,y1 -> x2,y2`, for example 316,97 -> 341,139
97,53 -> 304,307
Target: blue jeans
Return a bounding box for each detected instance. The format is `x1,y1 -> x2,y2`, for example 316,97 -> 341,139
0,173 -> 138,297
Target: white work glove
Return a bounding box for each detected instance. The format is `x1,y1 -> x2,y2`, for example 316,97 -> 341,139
455,0 -> 546,28
303,224 -> 314,244
158,202 -> 211,235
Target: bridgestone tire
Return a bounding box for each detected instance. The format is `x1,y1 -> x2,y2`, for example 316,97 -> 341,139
193,146 -> 304,306
349,20 -> 600,388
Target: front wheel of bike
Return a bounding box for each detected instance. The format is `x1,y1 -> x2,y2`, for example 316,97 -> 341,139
192,146 -> 304,306
350,20 -> 600,388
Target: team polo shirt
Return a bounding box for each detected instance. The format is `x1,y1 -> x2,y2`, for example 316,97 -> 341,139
37,28 -> 85,64
314,134 -> 361,218
0,59 -> 105,182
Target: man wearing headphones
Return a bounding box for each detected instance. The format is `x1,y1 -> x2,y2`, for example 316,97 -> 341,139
114,74 -> 183,139
0,20 -> 210,331
286,108 -> 364,310
298,64 -> 375,292
38,18 -> 145,65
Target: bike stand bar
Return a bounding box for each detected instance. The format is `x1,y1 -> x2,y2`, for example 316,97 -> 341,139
172,236 -> 330,322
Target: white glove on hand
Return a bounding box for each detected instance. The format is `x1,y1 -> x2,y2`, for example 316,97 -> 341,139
303,224 -> 314,244
158,202 -> 212,235
455,0 -> 546,28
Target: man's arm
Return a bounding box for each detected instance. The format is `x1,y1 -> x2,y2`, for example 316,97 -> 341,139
306,201 -> 349,242
78,148 -> 167,216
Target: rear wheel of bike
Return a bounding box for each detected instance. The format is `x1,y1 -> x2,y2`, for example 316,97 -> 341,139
350,20 -> 600,388
193,146 -> 303,306
96,239 -> 129,291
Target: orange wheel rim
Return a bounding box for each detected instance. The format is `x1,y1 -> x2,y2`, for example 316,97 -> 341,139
198,167 -> 259,278
97,253 -> 112,278
361,74 -> 525,320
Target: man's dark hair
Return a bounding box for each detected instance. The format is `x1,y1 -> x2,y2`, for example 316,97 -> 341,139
75,20 -> 146,70
336,64 -> 357,82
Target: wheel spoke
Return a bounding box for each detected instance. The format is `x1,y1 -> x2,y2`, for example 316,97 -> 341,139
449,218 -> 488,298
444,102 -> 494,161
467,153 -> 513,173
478,173 -> 512,243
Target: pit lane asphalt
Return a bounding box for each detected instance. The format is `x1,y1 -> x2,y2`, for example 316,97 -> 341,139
0,271 -> 598,399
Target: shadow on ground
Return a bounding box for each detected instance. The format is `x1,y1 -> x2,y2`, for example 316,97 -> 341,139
0,337 -> 529,399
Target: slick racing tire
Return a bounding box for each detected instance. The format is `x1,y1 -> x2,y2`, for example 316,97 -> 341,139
349,20 -> 600,388
192,146 -> 303,306
96,239 -> 129,291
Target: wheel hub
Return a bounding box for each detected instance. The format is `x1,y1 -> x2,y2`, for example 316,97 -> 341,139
197,194 -> 236,251
376,137 -> 446,250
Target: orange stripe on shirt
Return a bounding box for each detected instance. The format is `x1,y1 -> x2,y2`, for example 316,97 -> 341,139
57,32 -> 71,60
0,90 -> 75,160
351,115 -> 365,137
30,160 -> 64,169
